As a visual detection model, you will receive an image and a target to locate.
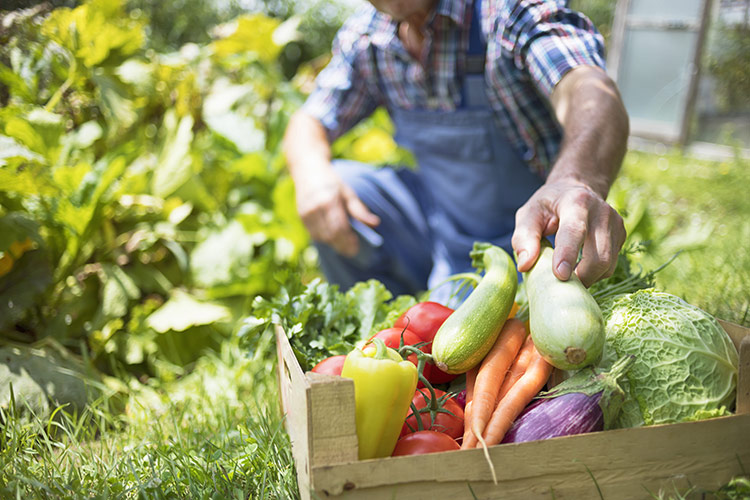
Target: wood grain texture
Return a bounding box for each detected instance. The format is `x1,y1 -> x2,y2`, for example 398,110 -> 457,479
311,415 -> 750,498
738,336 -> 750,414
307,372 -> 358,465
276,326 -> 313,500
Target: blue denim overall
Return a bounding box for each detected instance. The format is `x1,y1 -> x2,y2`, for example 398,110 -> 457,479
316,1 -> 544,299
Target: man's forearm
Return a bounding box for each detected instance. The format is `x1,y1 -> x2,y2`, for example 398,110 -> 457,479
282,110 -> 332,179
548,66 -> 629,197
513,65 -> 628,285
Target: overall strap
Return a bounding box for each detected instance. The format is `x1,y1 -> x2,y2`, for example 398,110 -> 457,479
461,0 -> 488,108
466,0 -> 486,73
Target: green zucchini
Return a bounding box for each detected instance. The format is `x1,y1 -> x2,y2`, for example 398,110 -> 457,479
431,242 -> 518,374
523,240 -> 604,370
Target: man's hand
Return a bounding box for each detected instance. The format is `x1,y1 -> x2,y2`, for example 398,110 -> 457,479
513,65 -> 629,287
294,165 -> 380,257
283,110 -> 380,257
512,180 -> 625,287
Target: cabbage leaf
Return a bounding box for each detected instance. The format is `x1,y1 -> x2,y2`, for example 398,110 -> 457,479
600,289 -> 739,428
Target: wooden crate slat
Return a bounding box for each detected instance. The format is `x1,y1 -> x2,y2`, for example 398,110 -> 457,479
311,414 -> 750,497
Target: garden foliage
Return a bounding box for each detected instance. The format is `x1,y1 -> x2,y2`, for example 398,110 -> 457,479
0,0 -> 310,379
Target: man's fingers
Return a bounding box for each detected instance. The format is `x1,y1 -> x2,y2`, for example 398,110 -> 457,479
574,207 -> 626,287
342,185 -> 380,228
512,204 -> 546,271
323,201 -> 359,257
551,205 -> 589,281
574,228 -> 611,287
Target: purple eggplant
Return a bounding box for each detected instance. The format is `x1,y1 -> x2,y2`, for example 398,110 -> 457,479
502,355 -> 635,444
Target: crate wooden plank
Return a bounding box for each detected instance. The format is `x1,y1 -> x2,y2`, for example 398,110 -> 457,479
738,336 -> 750,414
276,326 -> 358,500
307,372 -> 358,466
310,414 -> 750,498
276,326 -> 313,499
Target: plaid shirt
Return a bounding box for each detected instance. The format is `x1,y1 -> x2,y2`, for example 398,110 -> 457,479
302,0 -> 606,175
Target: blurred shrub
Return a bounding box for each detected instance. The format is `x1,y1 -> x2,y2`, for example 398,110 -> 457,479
707,23 -> 750,111
569,0 -> 616,47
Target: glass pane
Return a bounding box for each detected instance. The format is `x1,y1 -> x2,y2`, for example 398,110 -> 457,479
617,28 -> 698,133
628,0 -> 704,21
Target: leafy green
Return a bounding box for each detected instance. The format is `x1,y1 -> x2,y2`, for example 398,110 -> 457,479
599,289 -> 739,428
238,279 -> 415,371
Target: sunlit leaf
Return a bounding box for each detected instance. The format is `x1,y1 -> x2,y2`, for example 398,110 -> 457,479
0,135 -> 44,165
100,263 -> 142,318
92,73 -> 139,132
190,220 -> 266,291
152,111 -> 194,199
203,79 -> 265,153
68,121 -> 103,149
0,342 -> 98,419
212,14 -> 283,63
272,16 -> 302,47
41,0 -> 144,68
205,112 -> 265,154
146,289 -> 231,333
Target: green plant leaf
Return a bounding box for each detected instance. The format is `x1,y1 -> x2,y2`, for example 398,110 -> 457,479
92,73 -> 138,133
212,14 -> 282,63
0,251 -> 53,331
41,0 -> 144,68
0,135 -> 45,166
190,219 -> 266,291
0,341 -> 99,419
146,289 -> 231,333
152,111 -> 194,199
100,264 -> 142,318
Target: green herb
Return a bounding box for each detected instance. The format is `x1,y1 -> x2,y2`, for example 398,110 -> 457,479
237,278 -> 415,371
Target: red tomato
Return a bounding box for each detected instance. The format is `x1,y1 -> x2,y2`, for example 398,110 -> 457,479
368,327 -> 423,367
310,355 -> 346,376
393,302 -> 458,385
425,363 -> 458,385
393,301 -> 453,344
400,388 -> 464,439
392,430 -> 460,456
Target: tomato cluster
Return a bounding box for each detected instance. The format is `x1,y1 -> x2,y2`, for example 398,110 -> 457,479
311,301 -> 466,456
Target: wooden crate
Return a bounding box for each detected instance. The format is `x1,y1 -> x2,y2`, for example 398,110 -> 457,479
276,320 -> 750,500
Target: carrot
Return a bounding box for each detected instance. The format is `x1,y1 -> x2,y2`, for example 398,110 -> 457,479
478,347 -> 553,447
463,319 -> 526,452
460,366 -> 478,448
495,334 -> 536,404
509,301 -> 520,318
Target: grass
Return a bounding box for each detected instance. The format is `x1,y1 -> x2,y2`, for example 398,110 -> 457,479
0,341 -> 298,499
609,148 -> 750,327
1,147 -> 749,499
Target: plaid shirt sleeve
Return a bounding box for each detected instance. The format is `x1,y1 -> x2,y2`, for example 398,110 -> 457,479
301,10 -> 379,142
496,1 -> 606,97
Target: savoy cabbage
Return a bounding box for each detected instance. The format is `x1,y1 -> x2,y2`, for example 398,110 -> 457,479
600,289 -> 739,428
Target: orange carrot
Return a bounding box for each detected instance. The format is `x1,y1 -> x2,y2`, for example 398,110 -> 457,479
495,334 -> 536,404
478,348 -> 553,447
460,366 -> 478,449
462,318 -> 526,451
508,302 -> 520,318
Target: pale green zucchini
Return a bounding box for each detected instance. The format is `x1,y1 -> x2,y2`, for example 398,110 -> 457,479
431,243 -> 518,374
524,240 -> 604,370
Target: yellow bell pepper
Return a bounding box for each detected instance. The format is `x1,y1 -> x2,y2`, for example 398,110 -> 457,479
341,338 -> 418,460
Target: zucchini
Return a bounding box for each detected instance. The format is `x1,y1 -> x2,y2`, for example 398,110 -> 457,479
431,243 -> 517,374
524,240 -> 604,370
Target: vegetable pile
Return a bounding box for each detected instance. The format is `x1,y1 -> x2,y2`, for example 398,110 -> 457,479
252,241 -> 741,466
